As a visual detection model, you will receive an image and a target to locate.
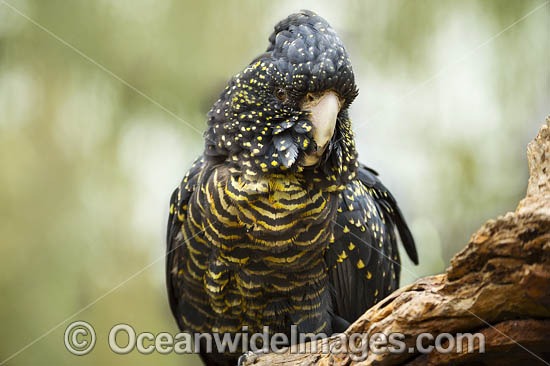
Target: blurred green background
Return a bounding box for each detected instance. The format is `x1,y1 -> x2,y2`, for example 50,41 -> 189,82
0,0 -> 548,364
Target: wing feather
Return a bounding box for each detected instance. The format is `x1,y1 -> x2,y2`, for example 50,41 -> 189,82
165,156 -> 206,327
326,164 -> 417,323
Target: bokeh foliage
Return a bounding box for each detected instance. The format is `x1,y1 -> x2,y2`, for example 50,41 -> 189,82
0,0 -> 548,364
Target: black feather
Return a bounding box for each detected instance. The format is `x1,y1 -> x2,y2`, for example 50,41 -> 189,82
326,163 -> 417,323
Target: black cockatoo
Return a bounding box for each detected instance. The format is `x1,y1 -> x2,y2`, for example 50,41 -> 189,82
166,10 -> 418,366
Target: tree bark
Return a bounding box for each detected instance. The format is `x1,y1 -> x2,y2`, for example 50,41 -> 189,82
241,117 -> 550,366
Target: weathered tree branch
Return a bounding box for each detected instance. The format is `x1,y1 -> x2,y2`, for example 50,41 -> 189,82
242,117 -> 550,366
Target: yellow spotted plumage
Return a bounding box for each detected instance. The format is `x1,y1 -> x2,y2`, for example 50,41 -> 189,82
166,10 -> 417,366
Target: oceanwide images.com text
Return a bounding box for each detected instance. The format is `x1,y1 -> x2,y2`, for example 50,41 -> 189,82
64,321 -> 485,360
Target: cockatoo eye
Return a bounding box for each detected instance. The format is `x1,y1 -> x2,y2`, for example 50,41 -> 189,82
275,87 -> 287,102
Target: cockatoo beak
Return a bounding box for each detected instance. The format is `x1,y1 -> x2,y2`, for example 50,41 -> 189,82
302,90 -> 343,166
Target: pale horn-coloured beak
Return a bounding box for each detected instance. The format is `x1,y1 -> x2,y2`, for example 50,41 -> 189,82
302,90 -> 343,166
